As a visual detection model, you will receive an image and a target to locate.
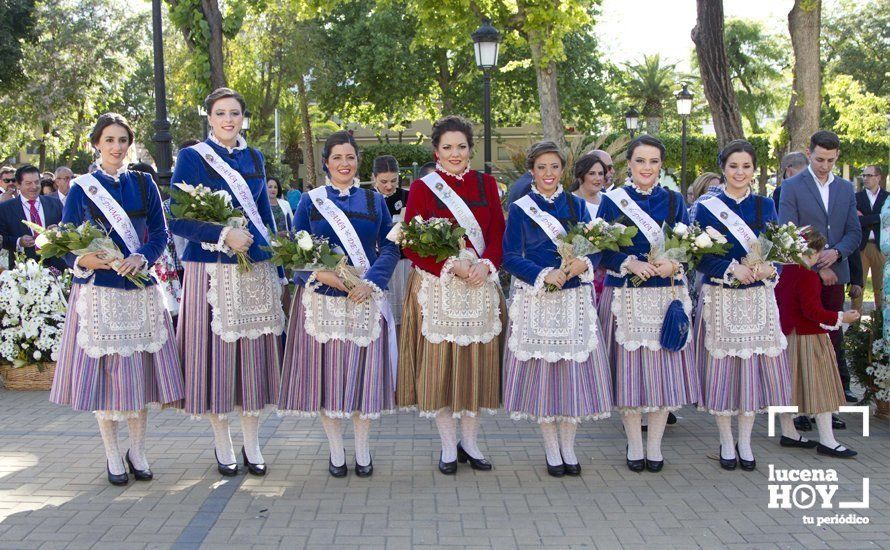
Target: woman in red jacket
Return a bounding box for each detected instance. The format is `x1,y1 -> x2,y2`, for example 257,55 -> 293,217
774,227 -> 860,458
396,116 -> 506,475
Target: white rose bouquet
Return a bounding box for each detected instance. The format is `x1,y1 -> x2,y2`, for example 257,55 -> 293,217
263,230 -> 363,289
545,218 -> 638,291
168,183 -> 253,272
630,222 -> 731,286
751,222 -> 810,265
0,259 -> 68,369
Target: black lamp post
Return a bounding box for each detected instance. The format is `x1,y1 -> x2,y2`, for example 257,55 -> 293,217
151,0 -> 173,187
624,107 -> 640,139
472,18 -> 500,175
675,83 -> 694,195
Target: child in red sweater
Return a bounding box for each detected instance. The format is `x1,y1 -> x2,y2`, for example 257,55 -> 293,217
774,227 -> 860,458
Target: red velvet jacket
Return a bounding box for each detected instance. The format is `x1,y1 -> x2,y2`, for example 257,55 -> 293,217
774,264 -> 843,335
402,169 -> 505,276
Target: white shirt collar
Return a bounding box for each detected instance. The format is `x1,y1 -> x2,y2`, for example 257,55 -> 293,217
209,132 -> 248,153
20,194 -> 41,207
325,176 -> 361,197
630,181 -> 657,196
724,188 -> 751,204
435,162 -> 471,180
531,183 -> 563,204
808,165 -> 835,187
96,163 -> 127,182
866,187 -> 879,199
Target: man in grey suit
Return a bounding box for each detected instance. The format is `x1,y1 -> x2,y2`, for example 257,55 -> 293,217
778,131 -> 861,407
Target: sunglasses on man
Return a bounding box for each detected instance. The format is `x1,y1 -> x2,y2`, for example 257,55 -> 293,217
1,178 -> 14,184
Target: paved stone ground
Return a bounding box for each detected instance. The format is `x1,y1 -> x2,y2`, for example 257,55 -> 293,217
0,389 -> 887,549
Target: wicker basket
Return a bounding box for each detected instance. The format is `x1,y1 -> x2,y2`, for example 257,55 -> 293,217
0,362 -> 56,391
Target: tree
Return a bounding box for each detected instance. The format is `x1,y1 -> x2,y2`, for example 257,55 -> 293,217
785,0 -> 821,152
822,0 -> 889,98
0,0 -> 37,89
691,0 -> 744,148
721,19 -> 789,134
620,55 -> 677,136
822,74 -> 890,139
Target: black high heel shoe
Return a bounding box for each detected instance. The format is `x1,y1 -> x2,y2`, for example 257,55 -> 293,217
355,456 -> 373,478
107,460 -> 129,486
125,450 -> 153,481
561,453 -> 581,476
546,460 -> 565,477
329,456 -> 348,477
625,445 -> 645,473
645,458 -> 664,473
736,444 -> 756,471
241,446 -> 267,476
719,445 -> 737,471
457,442 -> 492,471
215,448 -> 238,477
438,452 -> 457,475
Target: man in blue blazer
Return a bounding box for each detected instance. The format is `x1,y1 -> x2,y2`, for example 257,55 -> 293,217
778,131 -> 861,406
0,164 -> 65,271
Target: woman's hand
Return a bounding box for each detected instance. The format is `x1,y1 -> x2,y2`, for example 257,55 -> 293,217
564,258 -> 589,280
841,309 -> 861,324
652,259 -> 679,279
315,270 -> 348,292
77,251 -> 111,271
627,258 -> 657,281
115,255 -> 145,278
466,262 -> 490,287
731,263 -> 756,285
753,263 -> 777,281
347,282 -> 374,304
544,269 -> 567,290
224,228 -> 254,253
449,259 -> 471,279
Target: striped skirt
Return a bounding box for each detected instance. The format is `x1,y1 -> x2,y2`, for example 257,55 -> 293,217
396,269 -> 504,417
503,288 -> 612,423
278,286 -> 395,418
50,284 -> 183,419
385,258 -> 412,325
177,261 -> 281,418
787,331 -> 846,415
693,299 -> 791,416
598,286 -> 701,414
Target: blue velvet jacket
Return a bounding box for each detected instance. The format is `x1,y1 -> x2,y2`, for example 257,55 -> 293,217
693,191 -> 779,288
169,138 -> 276,266
503,188 -> 596,290
63,170 -> 167,290
293,185 -> 399,297
596,184 -> 689,288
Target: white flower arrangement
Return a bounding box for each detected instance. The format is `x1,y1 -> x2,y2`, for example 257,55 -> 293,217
867,338 -> 890,402
0,259 -> 69,369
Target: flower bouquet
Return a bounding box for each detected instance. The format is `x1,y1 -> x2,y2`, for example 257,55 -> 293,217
264,230 -> 365,290
169,183 -> 252,272
0,259 -> 67,370
746,221 -> 810,266
387,216 -> 466,262
630,222 -> 731,286
546,218 -> 638,291
24,221 -> 150,288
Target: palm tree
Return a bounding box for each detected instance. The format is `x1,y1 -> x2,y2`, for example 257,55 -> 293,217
622,55 -> 677,135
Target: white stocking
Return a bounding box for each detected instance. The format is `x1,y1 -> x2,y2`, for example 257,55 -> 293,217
209,415 -> 236,465
435,408 -> 458,462
241,414 -> 264,465
352,415 -> 371,466
558,421 -> 578,465
737,414 -> 756,461
815,412 -> 844,450
97,415 -> 124,475
715,415 -> 736,459
622,412 -> 644,461
459,415 -> 484,459
540,422 -> 561,466
646,409 -> 669,462
320,414 -> 345,466
780,413 -> 807,441
126,409 -> 150,470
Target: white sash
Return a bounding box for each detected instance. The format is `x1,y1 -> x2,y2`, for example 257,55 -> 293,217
191,142 -> 272,246
307,187 -> 370,274
73,173 -> 141,254
515,195 -> 566,243
421,172 -> 486,255
701,196 -> 757,253
607,188 -> 664,249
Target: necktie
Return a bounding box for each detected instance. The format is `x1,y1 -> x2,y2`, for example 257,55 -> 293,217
28,200 -> 41,228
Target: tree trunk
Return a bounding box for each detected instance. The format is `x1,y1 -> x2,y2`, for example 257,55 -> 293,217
785,0 -> 821,152
296,76 -> 317,189
527,35 -> 565,149
691,0 -> 745,148
201,0 -> 227,90
646,116 -> 662,136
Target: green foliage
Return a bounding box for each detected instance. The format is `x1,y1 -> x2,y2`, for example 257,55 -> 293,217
822,0 -> 889,98
395,217 -> 467,263
821,74 -> 889,139
619,54 -> 678,121
845,313 -> 884,404
0,0 -> 37,89
264,231 -> 344,271
357,143 -> 434,181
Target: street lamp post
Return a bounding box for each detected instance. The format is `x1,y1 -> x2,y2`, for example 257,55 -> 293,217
151,0 -> 173,186
472,19 -> 500,175
675,83 -> 694,195
624,107 -> 640,139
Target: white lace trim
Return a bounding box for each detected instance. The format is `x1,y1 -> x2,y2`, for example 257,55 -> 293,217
617,255 -> 634,277
208,132 -> 247,152
418,407 -> 499,419
276,408 -> 397,420
722,258 -> 740,286
508,411 -> 611,424
697,406 -> 764,417
72,256 -> 94,279
508,282 -> 598,363
201,225 -> 233,252
630,182 -> 656,195
93,404 -> 161,421
612,284 -> 692,352
820,312 -> 844,332
75,284 -> 169,359
435,164 -> 470,179
182,404 -> 277,421
301,283 -> 382,347
205,261 -> 285,343
616,405 -> 683,415
533,267 -> 555,291
701,284 -> 786,359
578,256 -> 595,283
530,184 -> 563,203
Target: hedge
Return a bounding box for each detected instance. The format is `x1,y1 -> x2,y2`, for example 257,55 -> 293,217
357,143 -> 434,181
